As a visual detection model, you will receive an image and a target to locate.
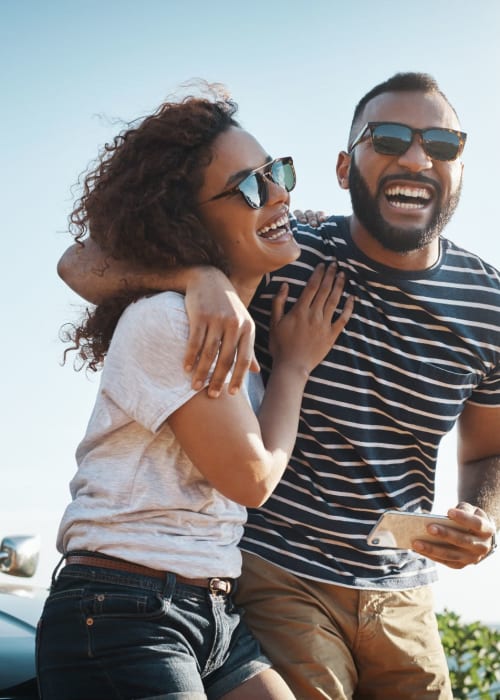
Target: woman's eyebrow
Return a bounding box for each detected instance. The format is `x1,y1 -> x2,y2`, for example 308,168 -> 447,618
224,155 -> 273,188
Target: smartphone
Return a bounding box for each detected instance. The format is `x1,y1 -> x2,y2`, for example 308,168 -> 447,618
367,510 -> 468,550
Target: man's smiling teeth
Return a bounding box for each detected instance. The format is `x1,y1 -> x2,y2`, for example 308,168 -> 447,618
385,185 -> 432,209
257,213 -> 290,239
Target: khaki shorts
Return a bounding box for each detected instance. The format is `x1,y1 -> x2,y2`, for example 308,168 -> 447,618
235,551 -> 452,700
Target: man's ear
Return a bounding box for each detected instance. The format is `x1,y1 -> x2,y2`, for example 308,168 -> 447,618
336,151 -> 350,190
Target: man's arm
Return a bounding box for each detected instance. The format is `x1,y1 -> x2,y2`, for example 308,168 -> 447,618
456,402 -> 500,527
57,238 -> 197,304
57,239 -> 258,396
413,402 -> 500,568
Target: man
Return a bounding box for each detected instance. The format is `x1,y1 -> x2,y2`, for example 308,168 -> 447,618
58,73 -> 500,699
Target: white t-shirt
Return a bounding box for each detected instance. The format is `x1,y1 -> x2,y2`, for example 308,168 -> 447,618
57,292 -> 246,578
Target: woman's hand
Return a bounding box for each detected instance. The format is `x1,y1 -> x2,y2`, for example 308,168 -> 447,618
269,263 -> 354,376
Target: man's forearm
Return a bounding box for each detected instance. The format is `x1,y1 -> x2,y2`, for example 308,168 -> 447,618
57,238 -> 206,305
57,237 -> 255,394
458,455 -> 500,528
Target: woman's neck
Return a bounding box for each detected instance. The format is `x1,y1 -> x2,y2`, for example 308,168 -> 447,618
229,275 -> 262,308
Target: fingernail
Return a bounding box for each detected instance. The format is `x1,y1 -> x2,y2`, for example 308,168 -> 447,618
208,388 -> 220,398
193,380 -> 202,391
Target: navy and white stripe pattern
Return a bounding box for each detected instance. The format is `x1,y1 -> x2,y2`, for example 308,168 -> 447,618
242,216 -> 500,590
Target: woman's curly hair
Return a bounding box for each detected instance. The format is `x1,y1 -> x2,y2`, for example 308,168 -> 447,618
63,85 -> 240,371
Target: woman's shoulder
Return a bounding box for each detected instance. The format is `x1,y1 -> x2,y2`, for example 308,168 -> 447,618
123,291 -> 185,315
115,291 -> 189,346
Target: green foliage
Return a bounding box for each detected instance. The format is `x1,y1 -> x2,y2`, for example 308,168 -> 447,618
437,609 -> 500,699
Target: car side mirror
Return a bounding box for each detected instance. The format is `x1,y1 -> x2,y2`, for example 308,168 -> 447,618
0,535 -> 40,577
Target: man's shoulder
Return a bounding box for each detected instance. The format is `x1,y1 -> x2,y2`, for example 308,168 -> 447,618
442,237 -> 500,283
251,215 -> 349,297
293,213 -> 349,250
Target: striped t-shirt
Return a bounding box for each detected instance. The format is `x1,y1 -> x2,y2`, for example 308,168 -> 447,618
241,215 -> 500,590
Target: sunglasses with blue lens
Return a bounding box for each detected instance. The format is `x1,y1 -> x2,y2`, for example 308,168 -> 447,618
202,156 -> 296,210
348,122 -> 467,162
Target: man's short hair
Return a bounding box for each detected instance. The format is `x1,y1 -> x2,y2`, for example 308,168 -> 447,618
349,72 -> 459,146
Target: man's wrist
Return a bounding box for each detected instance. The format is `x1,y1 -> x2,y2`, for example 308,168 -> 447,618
483,530 -> 497,560
185,266 -> 228,292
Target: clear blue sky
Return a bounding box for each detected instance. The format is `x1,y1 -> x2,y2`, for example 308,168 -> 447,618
1,0 -> 499,623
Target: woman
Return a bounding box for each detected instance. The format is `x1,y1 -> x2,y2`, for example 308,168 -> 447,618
36,86 -> 353,700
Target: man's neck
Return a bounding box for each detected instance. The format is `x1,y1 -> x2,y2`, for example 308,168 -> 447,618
348,215 -> 441,271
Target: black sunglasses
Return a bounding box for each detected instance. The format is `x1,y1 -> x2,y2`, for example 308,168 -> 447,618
348,122 -> 467,162
202,156 -> 296,210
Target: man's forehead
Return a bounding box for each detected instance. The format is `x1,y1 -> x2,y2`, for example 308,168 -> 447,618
360,90 -> 460,130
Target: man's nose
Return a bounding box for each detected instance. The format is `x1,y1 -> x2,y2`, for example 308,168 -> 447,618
397,135 -> 433,172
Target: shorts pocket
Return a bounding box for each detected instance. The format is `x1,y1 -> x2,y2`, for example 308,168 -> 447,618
81,585 -> 170,621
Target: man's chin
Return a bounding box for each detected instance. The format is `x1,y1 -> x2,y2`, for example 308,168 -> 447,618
370,225 -> 436,254
378,203 -> 436,236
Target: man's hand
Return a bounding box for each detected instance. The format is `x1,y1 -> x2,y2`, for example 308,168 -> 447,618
184,268 -> 258,398
412,502 -> 497,569
293,209 -> 328,227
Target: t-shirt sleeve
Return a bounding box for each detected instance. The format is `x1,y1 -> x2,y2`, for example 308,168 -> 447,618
469,363 -> 500,407
100,293 -> 216,432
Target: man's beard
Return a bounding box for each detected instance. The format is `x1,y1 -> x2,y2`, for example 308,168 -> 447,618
348,159 -> 462,254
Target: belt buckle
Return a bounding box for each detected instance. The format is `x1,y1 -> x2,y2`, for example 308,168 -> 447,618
208,577 -> 231,596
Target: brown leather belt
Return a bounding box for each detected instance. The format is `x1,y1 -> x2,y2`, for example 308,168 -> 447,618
65,554 -> 233,595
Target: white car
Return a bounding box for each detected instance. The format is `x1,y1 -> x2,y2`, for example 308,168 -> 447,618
0,535 -> 46,700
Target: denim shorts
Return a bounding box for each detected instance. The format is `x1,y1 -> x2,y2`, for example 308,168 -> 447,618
36,562 -> 271,700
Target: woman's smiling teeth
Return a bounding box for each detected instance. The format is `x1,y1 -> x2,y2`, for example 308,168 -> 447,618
384,185 -> 432,209
257,213 -> 290,239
